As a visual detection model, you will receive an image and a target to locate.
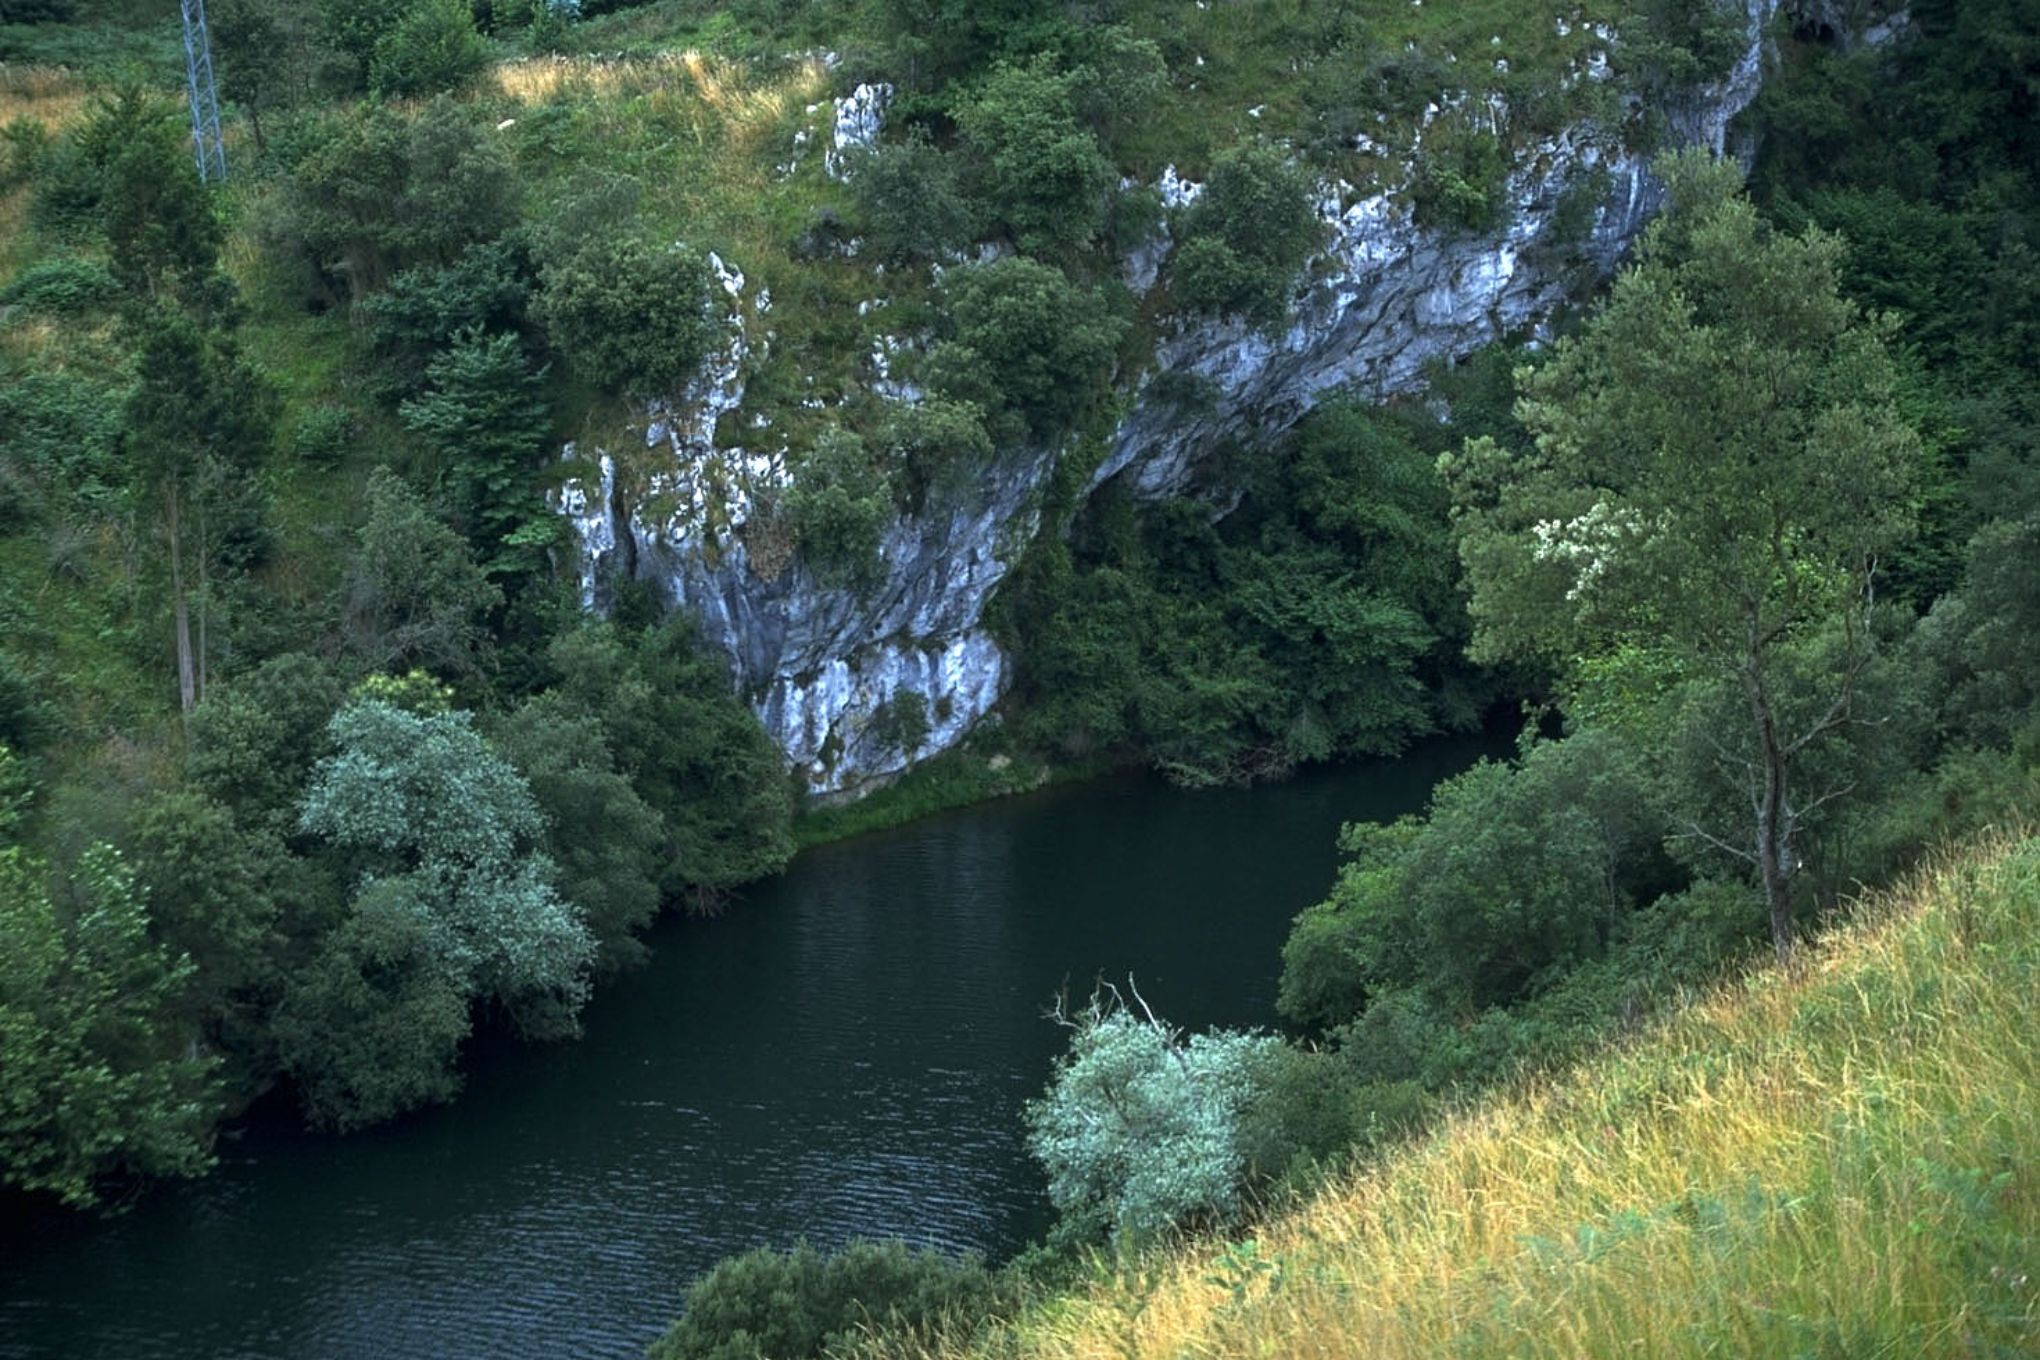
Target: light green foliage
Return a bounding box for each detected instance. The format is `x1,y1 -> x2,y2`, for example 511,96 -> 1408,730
1442,152 -> 1921,955
398,326 -> 553,573
534,236 -> 721,398
489,693 -> 663,972
339,469 -> 503,677
783,427 -> 890,590
650,1239 -> 1010,1360
1028,996 -> 1282,1241
926,256 -> 1127,443
0,805 -> 216,1207
1174,143 -> 1321,323
953,58 -> 1116,254
1279,729 -> 1672,1030
369,0 -> 488,97
285,698 -> 594,1126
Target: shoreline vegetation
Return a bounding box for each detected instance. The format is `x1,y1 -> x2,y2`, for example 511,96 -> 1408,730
865,830 -> 2040,1360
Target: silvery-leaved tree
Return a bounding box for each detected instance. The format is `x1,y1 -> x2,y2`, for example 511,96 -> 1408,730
1440,152 -> 1922,961
1026,984 -> 1279,1244
279,698 -> 594,1128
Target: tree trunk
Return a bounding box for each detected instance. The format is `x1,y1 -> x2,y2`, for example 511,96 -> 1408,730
166,483 -> 196,716
1745,667 -> 1796,962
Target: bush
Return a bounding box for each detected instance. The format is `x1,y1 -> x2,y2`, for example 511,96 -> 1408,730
879,397 -> 993,511
290,404 -> 358,466
1410,121 -> 1508,234
534,237 -> 721,398
1173,143 -> 1321,324
1279,728 -> 1674,1028
926,256 -> 1126,442
953,58 -> 1115,253
847,131 -> 976,264
783,428 -> 891,589
1027,995 -> 1282,1241
650,1240 -> 1009,1360
267,100 -> 520,304
368,0 -> 488,97
0,257 -> 119,315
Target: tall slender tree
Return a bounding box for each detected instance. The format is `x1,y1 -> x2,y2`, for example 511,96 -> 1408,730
1442,153 -> 1921,959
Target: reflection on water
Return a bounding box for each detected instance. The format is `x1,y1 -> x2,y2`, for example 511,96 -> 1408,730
0,735 -> 1502,1360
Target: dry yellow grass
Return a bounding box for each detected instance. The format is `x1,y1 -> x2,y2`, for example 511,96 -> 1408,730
889,835 -> 2040,1360
493,50 -> 827,156
0,63 -> 88,131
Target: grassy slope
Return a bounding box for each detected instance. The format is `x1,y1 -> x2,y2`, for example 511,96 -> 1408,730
889,833 -> 2040,1359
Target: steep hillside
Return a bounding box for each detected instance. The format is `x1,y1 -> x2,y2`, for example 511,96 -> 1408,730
887,834 -> 2040,1359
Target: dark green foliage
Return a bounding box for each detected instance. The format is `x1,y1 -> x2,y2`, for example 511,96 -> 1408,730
1279,730 -> 1673,1030
0,256 -> 119,316
649,1240 -> 1008,1360
339,469 -> 503,677
879,397 -> 994,511
871,0 -> 1061,90
271,877 -> 472,1129
320,0 -> 411,86
1410,120 -> 1508,233
489,694 -> 663,971
847,131 -> 975,264
398,327 -> 553,572
187,652 -> 348,836
867,690 -> 930,757
369,0 -> 489,97
209,0 -> 320,149
542,621 -> 793,898
1617,0 -> 1752,91
0,0 -> 75,20
1173,143 -> 1321,324
267,99 -> 520,304
534,236 -> 721,398
953,58 -> 1116,253
361,238 -> 537,397
926,256 -> 1126,443
783,428 -> 890,589
1003,401 -> 1467,785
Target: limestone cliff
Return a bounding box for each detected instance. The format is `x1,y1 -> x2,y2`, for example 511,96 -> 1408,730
560,0 -> 1779,797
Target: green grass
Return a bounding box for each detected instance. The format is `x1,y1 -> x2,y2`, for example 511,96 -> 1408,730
874,833 -> 2040,1360
792,741 -> 1100,849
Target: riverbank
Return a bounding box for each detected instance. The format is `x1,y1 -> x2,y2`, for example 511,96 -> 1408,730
884,832 -> 2040,1360
791,742 -> 1115,851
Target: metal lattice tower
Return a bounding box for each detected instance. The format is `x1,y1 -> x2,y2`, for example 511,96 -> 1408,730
179,0 -> 228,184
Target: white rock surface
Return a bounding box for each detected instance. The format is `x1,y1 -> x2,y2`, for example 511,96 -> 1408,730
559,0 -> 1779,796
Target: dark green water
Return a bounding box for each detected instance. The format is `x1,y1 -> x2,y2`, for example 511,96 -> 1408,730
0,736 -> 1500,1359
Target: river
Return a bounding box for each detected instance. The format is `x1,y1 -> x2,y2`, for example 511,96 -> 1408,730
0,735 -> 1501,1359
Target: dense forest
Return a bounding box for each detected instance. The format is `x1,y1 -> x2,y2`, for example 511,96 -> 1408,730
0,0 -> 2035,1352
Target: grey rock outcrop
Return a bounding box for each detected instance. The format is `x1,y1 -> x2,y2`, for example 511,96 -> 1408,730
559,0 -> 1778,797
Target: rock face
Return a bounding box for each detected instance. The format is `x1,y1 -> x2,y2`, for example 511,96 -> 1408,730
560,0 -> 1778,797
